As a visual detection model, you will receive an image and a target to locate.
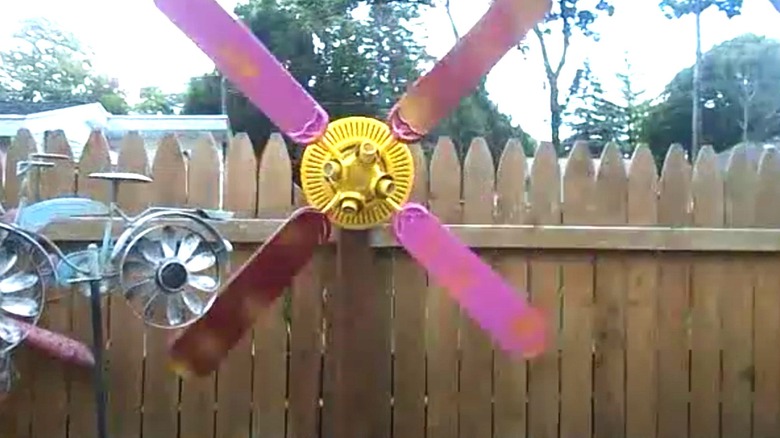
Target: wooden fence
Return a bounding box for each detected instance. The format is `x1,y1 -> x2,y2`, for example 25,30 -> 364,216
0,127 -> 779,438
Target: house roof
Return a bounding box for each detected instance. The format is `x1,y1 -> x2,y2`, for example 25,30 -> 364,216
0,101 -> 91,115
106,115 -> 230,133
0,102 -> 230,161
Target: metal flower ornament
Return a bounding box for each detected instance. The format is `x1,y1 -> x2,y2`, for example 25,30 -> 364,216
155,0 -> 553,377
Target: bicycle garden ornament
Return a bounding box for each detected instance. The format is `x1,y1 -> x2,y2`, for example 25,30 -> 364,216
0,152 -> 96,404
0,145 -> 234,438
12,152 -> 234,329
156,0 -> 552,377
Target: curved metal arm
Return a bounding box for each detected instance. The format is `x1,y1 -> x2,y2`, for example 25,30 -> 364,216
28,230 -> 92,277
110,209 -> 233,262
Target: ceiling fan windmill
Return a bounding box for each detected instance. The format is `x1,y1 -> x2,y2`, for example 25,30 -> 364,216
156,0 -> 552,377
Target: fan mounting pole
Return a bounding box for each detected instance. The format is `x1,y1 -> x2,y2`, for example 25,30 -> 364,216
84,243 -> 109,438
88,277 -> 108,438
327,229 -> 390,437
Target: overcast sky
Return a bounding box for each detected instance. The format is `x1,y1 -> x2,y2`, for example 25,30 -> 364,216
0,0 -> 778,141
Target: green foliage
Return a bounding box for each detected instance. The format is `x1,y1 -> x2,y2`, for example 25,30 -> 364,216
567,57 -> 649,156
642,34 -> 780,156
658,0 -> 742,18
183,0 -> 532,162
182,74 -> 222,115
431,80 -> 535,161
133,87 -> 183,115
527,0 -> 616,152
0,18 -> 129,114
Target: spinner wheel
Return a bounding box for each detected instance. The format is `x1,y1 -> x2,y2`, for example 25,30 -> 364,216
113,211 -> 231,329
0,224 -> 55,354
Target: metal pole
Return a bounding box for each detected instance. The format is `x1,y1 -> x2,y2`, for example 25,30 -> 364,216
88,277 -> 109,438
87,242 -> 109,438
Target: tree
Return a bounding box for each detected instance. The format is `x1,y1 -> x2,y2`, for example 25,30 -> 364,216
658,0 -> 744,159
566,57 -> 649,155
642,34 -> 780,157
83,75 -> 130,115
0,18 -> 129,114
183,0 -> 324,154
184,0 -> 534,161
526,0 -> 615,152
133,87 -> 183,115
182,74 -> 222,115
430,0 -> 535,159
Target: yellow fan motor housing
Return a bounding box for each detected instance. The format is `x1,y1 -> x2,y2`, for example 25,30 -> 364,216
301,116 -> 415,230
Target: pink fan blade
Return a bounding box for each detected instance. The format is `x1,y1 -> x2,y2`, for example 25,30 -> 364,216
388,0 -> 550,141
15,320 -> 95,368
392,203 -> 547,358
154,0 -> 329,144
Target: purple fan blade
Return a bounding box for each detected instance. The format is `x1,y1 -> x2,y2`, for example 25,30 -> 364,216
155,0 -> 329,144
388,0 -> 550,141
392,204 -> 547,359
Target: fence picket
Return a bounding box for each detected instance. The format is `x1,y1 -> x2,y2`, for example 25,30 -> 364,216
752,147 -> 780,438
390,142 -> 428,438
560,141 -> 595,438
77,130 -> 112,201
39,130 -> 76,199
116,132 -> 151,215
689,146 -> 723,438
722,144 -> 757,438
180,134 -> 221,438
143,134 -> 187,438
593,142 -> 628,438
425,137 -> 461,438
3,128 -> 35,208
527,140 -> 561,438
625,145 -> 659,438
494,138 -> 529,438
252,133 -> 292,438
459,137 -> 495,438
215,133 -> 255,438
30,131 -> 74,438
0,129 -> 36,438
69,130 -> 112,438
108,131 -> 148,438
657,144 -> 692,438
288,185 -> 330,438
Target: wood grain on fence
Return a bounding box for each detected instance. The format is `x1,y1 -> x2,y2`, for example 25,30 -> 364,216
180,134 -> 219,438
216,132 -> 254,438
107,131 -> 147,438
3,128 -> 780,438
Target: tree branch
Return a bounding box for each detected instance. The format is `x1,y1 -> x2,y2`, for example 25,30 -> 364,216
444,0 -> 460,40
554,21 -> 570,77
533,25 -> 555,79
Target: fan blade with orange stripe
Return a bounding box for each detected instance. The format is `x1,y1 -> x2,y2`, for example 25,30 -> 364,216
392,204 -> 547,358
168,208 -> 331,377
388,0 -> 551,141
154,0 -> 329,144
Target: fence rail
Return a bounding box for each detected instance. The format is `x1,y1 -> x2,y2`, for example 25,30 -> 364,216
0,127 -> 778,438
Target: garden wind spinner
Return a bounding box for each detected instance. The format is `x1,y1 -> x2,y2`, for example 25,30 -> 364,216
0,145 -> 233,438
155,0 -> 552,377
